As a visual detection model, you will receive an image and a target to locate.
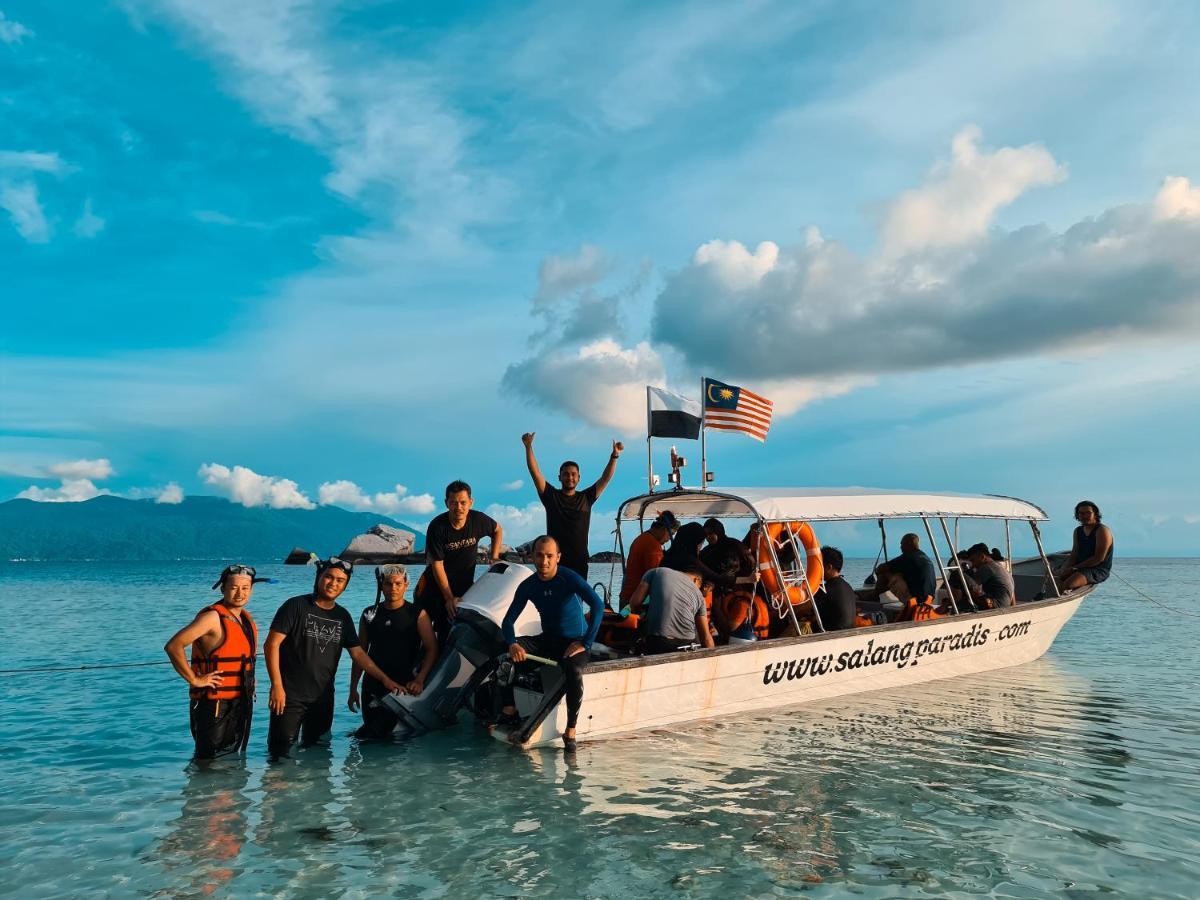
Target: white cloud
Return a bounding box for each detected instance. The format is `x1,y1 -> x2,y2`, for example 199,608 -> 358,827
504,338 -> 665,433
198,462 -> 315,509
483,501 -> 545,546
317,479 -> 435,516
46,458 -> 114,480
652,129 -> 1200,383
500,479 -> 524,491
72,198 -> 105,238
0,151 -> 66,173
0,11 -> 32,44
139,0 -> 505,252
1154,175 -> 1200,221
0,181 -> 51,243
155,482 -> 184,504
17,479 -> 111,503
535,244 -> 611,305
881,125 -> 1065,258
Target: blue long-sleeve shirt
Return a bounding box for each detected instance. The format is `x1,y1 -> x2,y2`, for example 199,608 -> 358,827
502,566 -> 605,649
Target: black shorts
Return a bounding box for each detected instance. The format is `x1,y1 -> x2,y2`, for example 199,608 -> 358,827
190,695 -> 251,760
355,683 -> 399,741
267,689 -> 334,759
1077,566 -> 1111,585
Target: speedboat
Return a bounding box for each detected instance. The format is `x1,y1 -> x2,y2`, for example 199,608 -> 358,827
384,487 -> 1092,748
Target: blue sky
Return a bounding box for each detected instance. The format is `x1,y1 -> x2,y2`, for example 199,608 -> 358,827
2,0 -> 1199,554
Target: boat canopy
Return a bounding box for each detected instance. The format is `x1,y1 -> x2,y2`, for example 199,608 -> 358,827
618,487 -> 1047,523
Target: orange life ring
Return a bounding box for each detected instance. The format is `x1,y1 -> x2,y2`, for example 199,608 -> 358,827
757,521 -> 823,604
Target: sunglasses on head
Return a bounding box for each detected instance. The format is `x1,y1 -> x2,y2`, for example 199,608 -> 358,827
212,564 -> 257,589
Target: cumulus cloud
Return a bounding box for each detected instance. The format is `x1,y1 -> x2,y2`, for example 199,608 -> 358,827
46,458 -> 114,480
505,245 -> 661,431
652,128 -> 1200,382
881,125 -> 1065,258
17,479 -> 112,503
317,480 -> 435,516
0,11 -> 32,44
1154,176 -> 1200,221
199,462 -> 315,509
483,501 -> 544,546
504,339 -> 665,433
155,482 -> 185,504
500,479 -> 524,491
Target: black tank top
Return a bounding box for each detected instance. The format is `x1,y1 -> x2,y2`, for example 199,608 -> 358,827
360,602 -> 423,690
1074,525 -> 1113,573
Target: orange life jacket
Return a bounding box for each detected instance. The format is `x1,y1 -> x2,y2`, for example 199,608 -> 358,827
717,589 -> 770,640
190,604 -> 258,701
896,596 -> 944,622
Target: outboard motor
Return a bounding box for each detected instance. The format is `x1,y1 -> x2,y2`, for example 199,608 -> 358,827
380,562 -> 541,737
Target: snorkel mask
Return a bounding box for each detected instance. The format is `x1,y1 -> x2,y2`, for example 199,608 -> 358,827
212,563 -> 257,590
313,556 -> 354,595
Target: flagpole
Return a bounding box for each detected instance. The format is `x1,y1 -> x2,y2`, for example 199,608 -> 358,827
646,386 -> 654,493
700,376 -> 707,491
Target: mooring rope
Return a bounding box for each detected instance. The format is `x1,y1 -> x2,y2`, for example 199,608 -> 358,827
1109,570 -> 1200,619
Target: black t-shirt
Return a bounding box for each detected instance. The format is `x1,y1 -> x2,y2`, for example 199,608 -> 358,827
887,550 -> 937,601
815,575 -> 858,631
422,510 -> 497,598
269,594 -> 359,704
360,602 -> 423,693
538,484 -> 598,570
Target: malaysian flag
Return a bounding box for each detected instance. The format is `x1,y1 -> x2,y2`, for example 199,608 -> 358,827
703,377 -> 774,442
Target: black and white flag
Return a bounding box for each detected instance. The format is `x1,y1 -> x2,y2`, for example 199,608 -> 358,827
647,386 -> 702,439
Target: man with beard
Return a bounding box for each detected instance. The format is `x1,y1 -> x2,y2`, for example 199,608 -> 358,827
264,558 -> 401,760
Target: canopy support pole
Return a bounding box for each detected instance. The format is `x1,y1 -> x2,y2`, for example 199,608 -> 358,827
761,526 -> 804,637
921,517 -> 960,615
786,527 -> 825,633
1004,520 -> 1012,573
935,516 -> 972,614
645,387 -> 654,493
1031,521 -> 1061,597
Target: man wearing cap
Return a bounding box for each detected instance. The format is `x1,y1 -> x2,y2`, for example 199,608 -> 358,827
619,511 -> 678,606
164,564 -> 260,761
264,558 -> 402,760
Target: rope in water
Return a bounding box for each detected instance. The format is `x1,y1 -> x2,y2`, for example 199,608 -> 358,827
1109,570 -> 1200,619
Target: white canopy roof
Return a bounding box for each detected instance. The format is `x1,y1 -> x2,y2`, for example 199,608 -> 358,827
618,487 -> 1047,523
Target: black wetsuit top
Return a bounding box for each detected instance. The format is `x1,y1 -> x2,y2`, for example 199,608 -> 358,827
360,602 -> 423,694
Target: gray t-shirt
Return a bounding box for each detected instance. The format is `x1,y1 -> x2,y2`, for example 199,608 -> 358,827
974,560 -> 1015,608
642,568 -> 706,641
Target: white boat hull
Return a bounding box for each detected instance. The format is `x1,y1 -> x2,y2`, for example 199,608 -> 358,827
511,592 -> 1088,748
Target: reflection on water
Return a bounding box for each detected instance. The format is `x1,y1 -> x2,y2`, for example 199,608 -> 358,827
2,560 -> 1199,897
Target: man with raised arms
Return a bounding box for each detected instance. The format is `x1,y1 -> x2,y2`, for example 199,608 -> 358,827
499,535 -> 605,752
414,480 -> 503,646
264,557 -> 401,760
521,432 -> 622,580
164,564 -> 260,761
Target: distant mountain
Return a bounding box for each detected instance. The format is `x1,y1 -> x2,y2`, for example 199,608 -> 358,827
0,495 -> 426,562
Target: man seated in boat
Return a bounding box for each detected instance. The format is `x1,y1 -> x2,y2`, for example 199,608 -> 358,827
700,518 -> 756,581
878,533 -> 937,605
619,511 -> 678,607
813,547 -> 857,631
1058,500 -> 1114,590
498,535 -> 605,752
628,559 -> 715,654
966,543 -> 1015,608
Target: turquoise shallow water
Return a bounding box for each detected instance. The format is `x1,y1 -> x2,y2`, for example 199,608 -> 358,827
1,559 -> 1198,898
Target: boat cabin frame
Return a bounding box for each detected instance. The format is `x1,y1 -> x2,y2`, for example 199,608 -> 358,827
615,487 -> 1061,634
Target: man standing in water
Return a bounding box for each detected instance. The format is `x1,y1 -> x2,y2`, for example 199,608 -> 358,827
165,564 -> 260,761
413,480 -> 503,646
521,431 -> 622,580
499,536 -> 605,751
349,565 -> 438,740
264,558 -> 402,760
